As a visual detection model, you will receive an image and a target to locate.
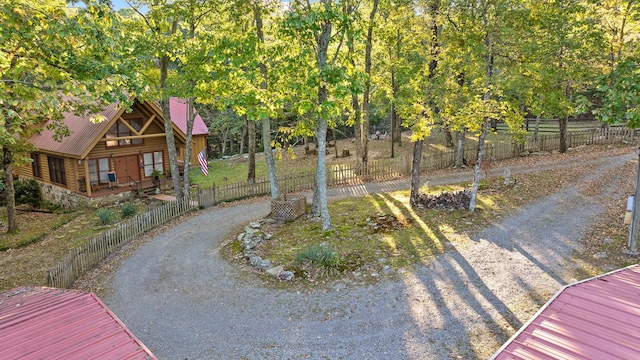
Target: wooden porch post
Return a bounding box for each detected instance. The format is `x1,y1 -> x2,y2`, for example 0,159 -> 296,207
84,159 -> 92,197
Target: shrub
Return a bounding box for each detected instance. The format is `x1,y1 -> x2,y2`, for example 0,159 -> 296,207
121,203 -> 137,218
14,179 -> 42,207
296,244 -> 342,277
96,208 -> 115,225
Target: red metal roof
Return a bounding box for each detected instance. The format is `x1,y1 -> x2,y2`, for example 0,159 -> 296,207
30,102 -> 121,158
0,287 -> 156,360
30,97 -> 206,158
492,265 -> 640,360
169,97 -> 209,136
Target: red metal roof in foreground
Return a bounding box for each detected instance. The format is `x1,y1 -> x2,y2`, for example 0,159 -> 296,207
492,265 -> 640,360
0,287 -> 156,360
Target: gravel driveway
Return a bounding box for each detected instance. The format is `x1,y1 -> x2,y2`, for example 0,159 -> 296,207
105,151 -> 635,359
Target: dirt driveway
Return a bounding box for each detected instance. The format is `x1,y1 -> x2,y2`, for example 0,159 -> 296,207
104,149 -> 636,359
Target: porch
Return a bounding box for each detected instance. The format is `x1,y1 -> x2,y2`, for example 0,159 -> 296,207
77,176 -> 175,198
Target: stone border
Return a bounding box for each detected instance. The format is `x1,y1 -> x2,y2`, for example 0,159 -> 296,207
238,219 -> 294,281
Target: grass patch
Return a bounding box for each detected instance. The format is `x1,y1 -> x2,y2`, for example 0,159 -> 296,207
0,211 -> 78,252
191,131 -> 515,188
0,200 -> 153,291
237,166 -> 584,283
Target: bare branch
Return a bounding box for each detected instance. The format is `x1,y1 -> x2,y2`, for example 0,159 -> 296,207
125,0 -> 156,33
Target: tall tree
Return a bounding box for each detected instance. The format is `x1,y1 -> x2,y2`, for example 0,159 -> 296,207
401,0 -> 441,207
526,0 -> 604,153
593,1 -> 639,126
1,0 -> 130,232
283,0 -> 358,230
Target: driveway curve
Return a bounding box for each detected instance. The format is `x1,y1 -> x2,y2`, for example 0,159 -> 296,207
105,150 -> 635,359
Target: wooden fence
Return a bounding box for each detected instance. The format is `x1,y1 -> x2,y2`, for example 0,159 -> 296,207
496,119 -> 621,134
46,198 -> 196,289
48,127 -> 636,288
199,127 -> 637,207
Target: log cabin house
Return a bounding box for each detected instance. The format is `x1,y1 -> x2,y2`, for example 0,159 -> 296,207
15,98 -> 208,205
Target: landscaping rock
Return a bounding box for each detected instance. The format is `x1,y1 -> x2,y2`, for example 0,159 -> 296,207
279,271 -> 294,281
242,239 -> 257,250
250,256 -> 263,267
593,251 -> 607,259
237,233 -> 245,241
244,227 -> 260,235
259,259 -> 272,269
382,265 -> 393,275
249,221 -> 261,229
266,266 -> 284,277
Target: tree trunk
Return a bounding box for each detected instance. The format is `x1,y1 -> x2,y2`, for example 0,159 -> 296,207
443,123 -> 453,147
361,0 -> 379,171
533,113 -> 541,141
409,0 -> 438,208
159,47 -> 182,198
391,100 -> 395,158
352,93 -> 363,173
469,121 -> 488,211
182,97 -> 196,199
254,4 -> 279,198
240,118 -> 247,155
470,25 -> 494,211
347,26 -> 363,174
311,15 -> 333,231
392,28 -> 402,147
263,116 -> 279,197
221,128 -> 229,156
409,140 -> 423,207
314,94 -> 332,230
333,128 -> 338,158
304,136 -> 310,153
559,115 -> 568,153
454,130 -> 465,168
248,118 -> 256,183
3,146 -> 17,233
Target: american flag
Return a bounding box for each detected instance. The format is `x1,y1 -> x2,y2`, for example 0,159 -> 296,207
197,148 -> 208,176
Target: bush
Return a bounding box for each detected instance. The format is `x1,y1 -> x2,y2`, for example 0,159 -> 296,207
120,203 -> 137,218
296,244 -> 342,277
15,179 -> 42,207
96,208 -> 115,225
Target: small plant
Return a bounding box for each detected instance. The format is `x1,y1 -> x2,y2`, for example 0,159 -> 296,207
150,168 -> 163,179
96,207 -> 115,225
296,244 -> 342,277
121,203 -> 137,218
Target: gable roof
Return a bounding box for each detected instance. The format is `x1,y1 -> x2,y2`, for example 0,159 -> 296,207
30,102 -> 123,158
491,265 -> 640,360
0,287 -> 156,359
169,97 -> 209,136
29,98 -> 197,159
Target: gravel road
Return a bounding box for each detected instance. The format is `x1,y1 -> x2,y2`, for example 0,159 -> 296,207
105,150 -> 635,359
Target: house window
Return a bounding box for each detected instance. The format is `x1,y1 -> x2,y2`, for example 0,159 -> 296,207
88,158 -> 110,184
31,153 -> 41,178
105,118 -> 143,147
48,156 -> 66,185
143,151 -> 163,177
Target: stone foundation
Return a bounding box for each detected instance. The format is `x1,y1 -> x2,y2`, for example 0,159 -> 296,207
37,181 -> 89,210
27,178 -> 134,210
